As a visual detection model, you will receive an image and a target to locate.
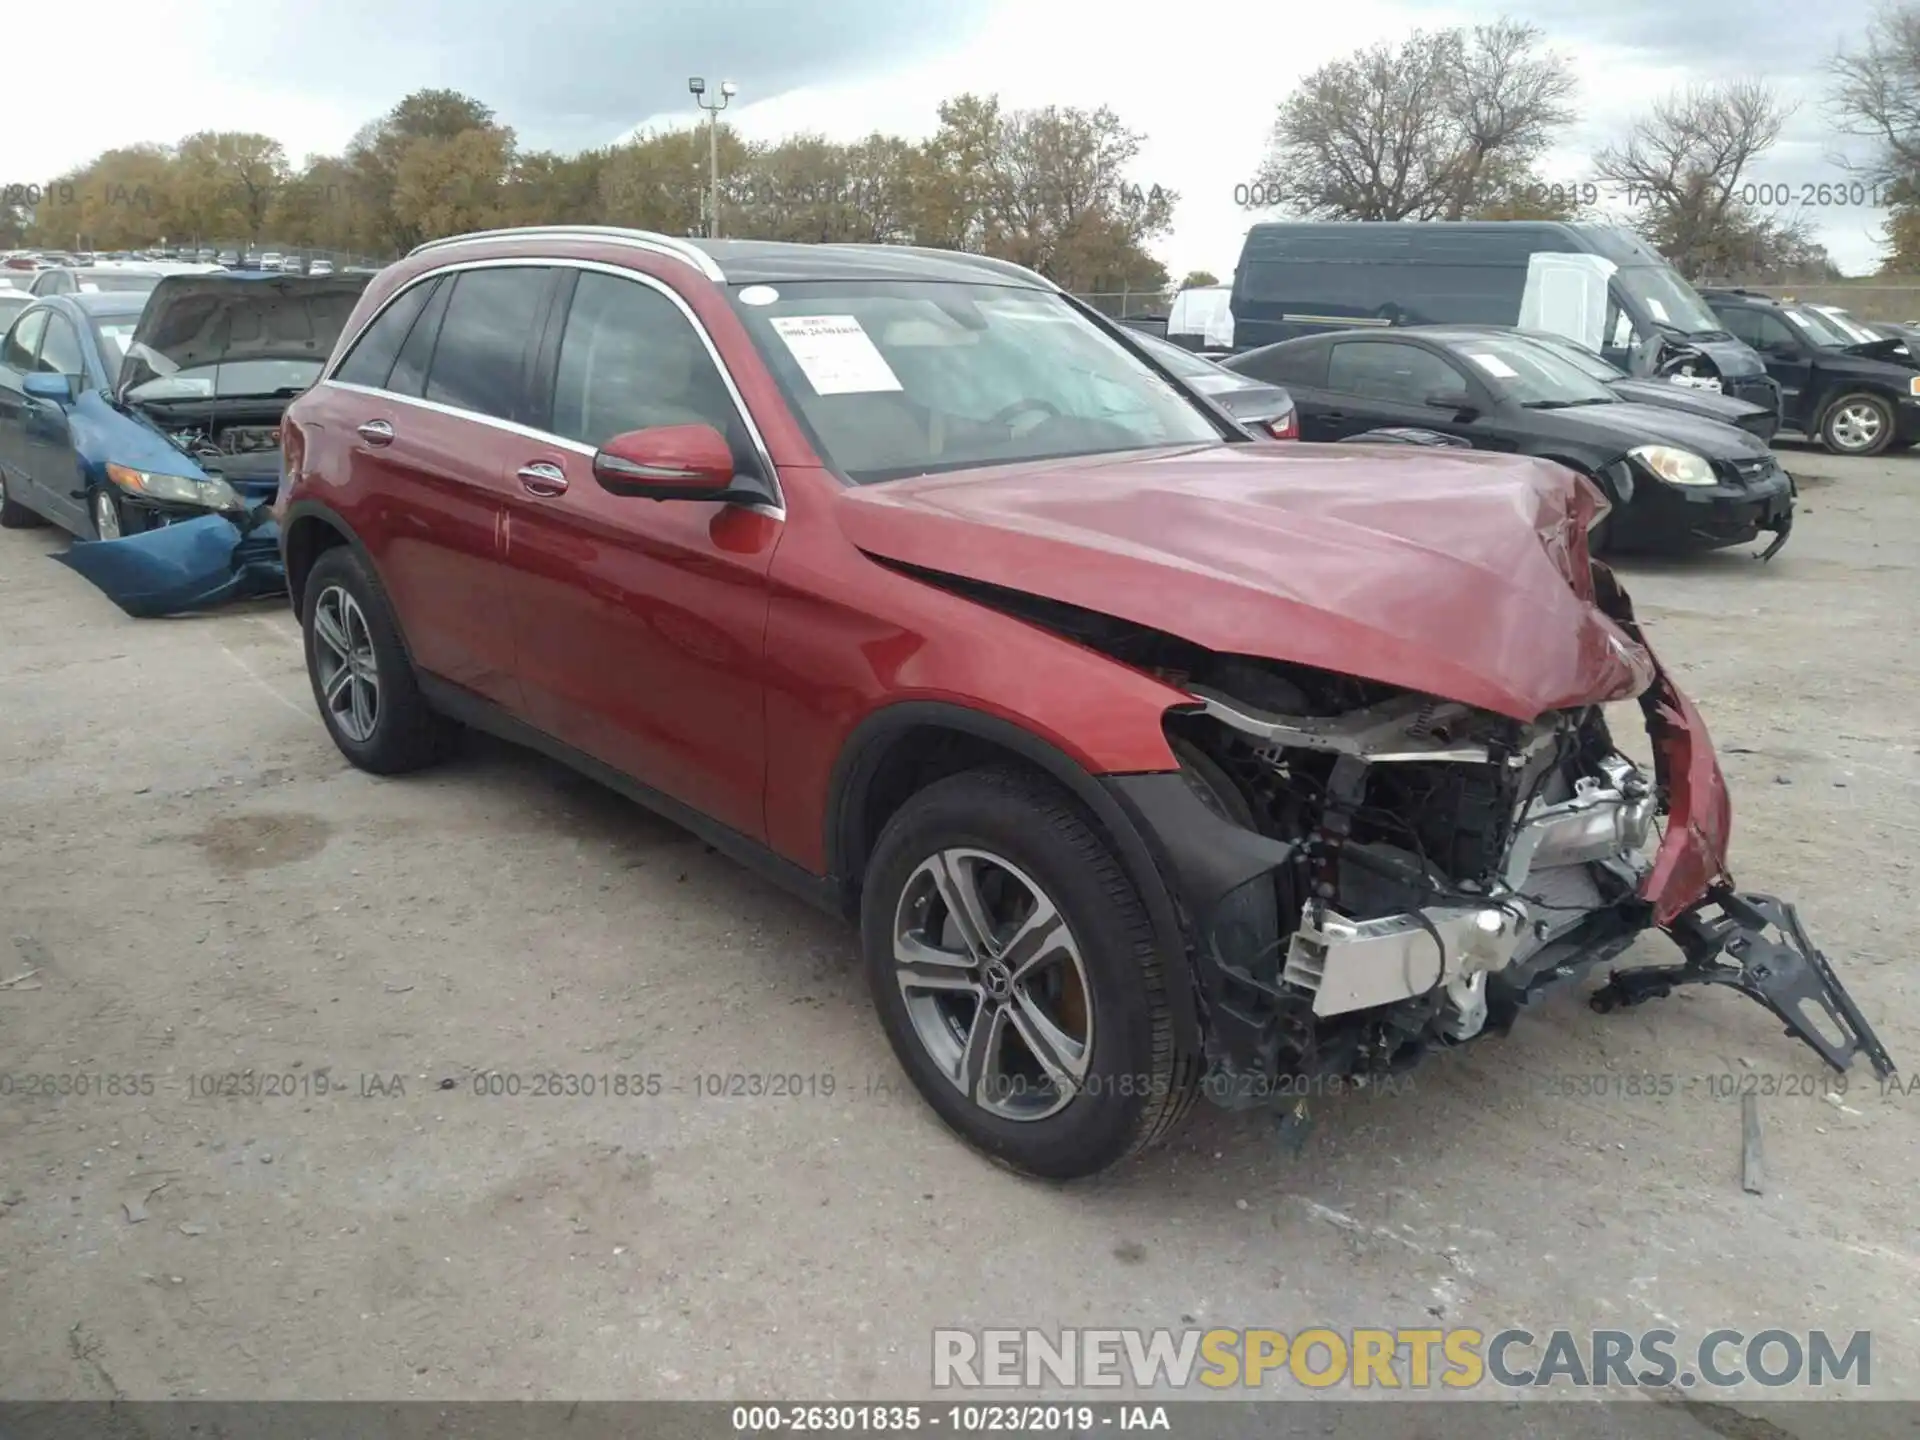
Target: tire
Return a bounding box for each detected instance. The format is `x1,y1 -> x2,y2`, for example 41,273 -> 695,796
860,766 -> 1200,1179
300,545 -> 452,774
0,468 -> 44,528
1819,392 -> 1896,456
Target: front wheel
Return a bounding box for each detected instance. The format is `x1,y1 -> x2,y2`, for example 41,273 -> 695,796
860,767 -> 1200,1179
1820,393 -> 1896,456
89,487 -> 123,539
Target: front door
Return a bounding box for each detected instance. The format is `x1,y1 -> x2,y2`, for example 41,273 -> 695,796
496,265 -> 781,841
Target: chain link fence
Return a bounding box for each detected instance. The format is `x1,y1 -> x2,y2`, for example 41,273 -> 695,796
1072,290 -> 1174,319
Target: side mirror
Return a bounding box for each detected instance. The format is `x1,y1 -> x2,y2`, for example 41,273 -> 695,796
1424,391 -> 1476,418
23,372 -> 76,404
592,423 -> 738,501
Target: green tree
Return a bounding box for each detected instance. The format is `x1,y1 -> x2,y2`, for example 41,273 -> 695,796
173,131 -> 289,245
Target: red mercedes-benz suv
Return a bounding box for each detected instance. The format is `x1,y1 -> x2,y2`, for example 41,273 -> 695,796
279,226 -> 1891,1178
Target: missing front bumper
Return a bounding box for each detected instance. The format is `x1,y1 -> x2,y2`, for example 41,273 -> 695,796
1592,888 -> 1896,1079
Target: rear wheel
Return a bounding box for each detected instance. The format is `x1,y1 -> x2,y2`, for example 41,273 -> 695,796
0,469 -> 43,528
1820,393 -> 1895,456
860,767 -> 1199,1179
300,546 -> 452,774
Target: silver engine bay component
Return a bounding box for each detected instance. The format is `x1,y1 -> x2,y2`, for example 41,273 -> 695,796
1176,660 -> 1662,1059
167,424 -> 282,460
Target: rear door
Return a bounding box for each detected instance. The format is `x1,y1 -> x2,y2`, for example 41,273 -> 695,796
497,262 -> 781,840
19,311 -> 89,529
318,264 -> 554,706
0,309 -> 48,499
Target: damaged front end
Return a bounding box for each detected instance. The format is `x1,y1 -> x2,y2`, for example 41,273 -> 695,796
1106,574 -> 1894,1116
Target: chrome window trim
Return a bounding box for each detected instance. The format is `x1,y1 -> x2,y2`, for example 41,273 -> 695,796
321,255 -> 783,518
407,226 -> 724,281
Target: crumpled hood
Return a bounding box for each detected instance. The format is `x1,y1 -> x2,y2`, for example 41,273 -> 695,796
836,443 -> 1656,722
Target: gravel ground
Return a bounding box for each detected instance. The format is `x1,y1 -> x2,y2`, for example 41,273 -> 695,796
1,445 -> 1915,1418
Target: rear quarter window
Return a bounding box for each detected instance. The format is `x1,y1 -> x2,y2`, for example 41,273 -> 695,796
334,277 -> 438,389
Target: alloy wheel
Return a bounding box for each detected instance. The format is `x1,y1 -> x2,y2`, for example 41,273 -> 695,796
891,847 -> 1094,1121
91,490 -> 121,540
311,584 -> 380,743
1829,402 -> 1885,452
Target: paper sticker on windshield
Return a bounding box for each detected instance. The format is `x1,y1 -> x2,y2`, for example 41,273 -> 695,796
769,315 -> 902,394
1467,352 -> 1519,378
1646,297 -> 1670,323
737,285 -> 779,306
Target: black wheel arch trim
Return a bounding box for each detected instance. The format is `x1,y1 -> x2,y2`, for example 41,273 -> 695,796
824,699 -> 1204,1050
280,498 -> 375,617
279,497 -> 430,676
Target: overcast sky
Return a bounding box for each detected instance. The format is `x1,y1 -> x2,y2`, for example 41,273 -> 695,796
3,0 -> 1891,277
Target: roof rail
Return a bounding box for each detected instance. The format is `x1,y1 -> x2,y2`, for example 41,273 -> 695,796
829,243 -> 1059,291
406,226 -> 724,280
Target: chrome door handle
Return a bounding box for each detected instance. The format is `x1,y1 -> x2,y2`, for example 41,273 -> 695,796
516,462 -> 568,497
357,419 -> 394,446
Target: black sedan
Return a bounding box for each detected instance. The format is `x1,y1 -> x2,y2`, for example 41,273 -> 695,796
1454,327 -> 1779,444
1224,326 -> 1793,556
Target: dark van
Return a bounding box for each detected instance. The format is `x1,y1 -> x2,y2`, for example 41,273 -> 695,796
1230,221 -> 1781,416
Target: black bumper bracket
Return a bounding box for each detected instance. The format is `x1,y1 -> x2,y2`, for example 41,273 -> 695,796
1590,888 -> 1896,1079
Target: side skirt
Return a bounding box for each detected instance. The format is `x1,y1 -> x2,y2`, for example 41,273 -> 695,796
417,675 -> 848,920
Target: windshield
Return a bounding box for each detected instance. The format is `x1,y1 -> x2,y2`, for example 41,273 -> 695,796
1521,331 -> 1624,381
124,353 -> 324,401
74,272 -> 164,294
1453,333 -> 1618,406
1806,306 -> 1880,345
1615,266 -> 1722,336
1784,306 -> 1858,348
728,281 -> 1223,482
89,315 -> 146,376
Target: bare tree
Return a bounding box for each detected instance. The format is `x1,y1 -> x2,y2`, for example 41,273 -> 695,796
1247,20 -> 1575,221
1591,81 -> 1796,276
1829,3 -> 1920,193
1441,19 -> 1579,218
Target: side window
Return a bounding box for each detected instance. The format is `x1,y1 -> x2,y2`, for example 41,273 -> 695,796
2,310 -> 47,370
422,267 -> 550,422
37,315 -> 84,377
547,270 -> 742,449
388,277 -> 452,398
1714,306 -> 1763,348
1234,342 -> 1326,388
1755,312 -> 1800,350
333,278 -> 437,389
1327,341 -> 1465,402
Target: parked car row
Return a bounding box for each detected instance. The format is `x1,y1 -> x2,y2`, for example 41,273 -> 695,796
0,225 -> 1896,1181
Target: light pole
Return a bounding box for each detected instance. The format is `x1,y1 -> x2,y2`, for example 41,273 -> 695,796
688,76 -> 737,238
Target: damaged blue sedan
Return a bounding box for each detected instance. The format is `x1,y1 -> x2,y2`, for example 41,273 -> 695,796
0,273 -> 366,540
1,273 -> 367,615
